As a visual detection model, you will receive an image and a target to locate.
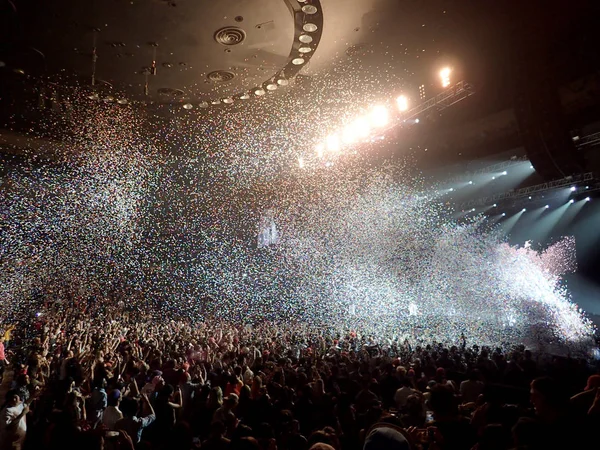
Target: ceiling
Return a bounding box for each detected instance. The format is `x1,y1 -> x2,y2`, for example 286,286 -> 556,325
0,0 -> 480,109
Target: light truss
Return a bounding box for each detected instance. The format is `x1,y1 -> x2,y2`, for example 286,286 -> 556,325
457,172 -> 596,209
399,81 -> 475,122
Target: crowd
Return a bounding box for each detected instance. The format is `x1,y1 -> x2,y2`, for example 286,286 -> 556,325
0,301 -> 599,450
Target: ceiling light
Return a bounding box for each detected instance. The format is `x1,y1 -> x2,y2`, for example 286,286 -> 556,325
182,103 -> 193,110
342,125 -> 358,144
415,118 -> 420,123
239,93 -> 250,100
353,117 -> 371,138
254,88 -> 265,96
292,57 -> 305,65
266,83 -> 277,91
211,99 -> 221,105
370,105 -> 389,127
198,101 -> 209,108
302,5 -> 318,14
299,34 -> 313,44
222,97 -> 234,104
277,78 -> 289,86
326,134 -> 340,152
396,95 -> 409,112
117,98 -> 129,105
303,23 -> 318,32
299,46 -> 312,53
315,144 -> 324,158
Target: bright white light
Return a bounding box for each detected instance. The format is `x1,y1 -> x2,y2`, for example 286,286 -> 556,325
298,157 -> 304,169
369,106 -> 389,128
440,67 -> 451,87
586,197 -> 591,201
530,165 -> 534,169
351,117 -> 371,138
502,171 -> 508,175
570,186 -> 576,192
529,196 -> 532,199
468,181 -> 473,185
449,188 -> 454,192
492,176 -> 496,180
396,95 -> 409,112
545,205 -> 550,209
493,204 -> 497,207
471,208 -> 476,212
522,208 -> 527,212
326,134 -> 340,152
315,144 -> 324,158
415,118 -> 420,123
36,312 -> 41,317
408,302 -> 418,316
569,199 -> 574,204
502,213 -> 506,216
341,124 -> 358,144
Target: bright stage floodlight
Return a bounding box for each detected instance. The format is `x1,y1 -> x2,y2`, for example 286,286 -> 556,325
522,208 -> 527,212
468,181 -> 473,185
570,186 -> 576,192
569,199 -> 574,204
502,171 -> 508,175
370,106 -> 389,127
586,197 -> 591,201
396,95 -> 409,112
502,213 -> 506,216
440,67 -> 451,88
545,205 -> 550,209
326,134 -> 340,152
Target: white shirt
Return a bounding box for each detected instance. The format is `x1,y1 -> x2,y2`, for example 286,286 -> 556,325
102,406 -> 124,430
394,386 -> 418,409
0,404 -> 27,450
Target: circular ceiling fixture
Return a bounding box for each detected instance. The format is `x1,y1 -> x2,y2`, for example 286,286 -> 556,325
266,83 -> 277,91
182,103 -> 193,109
207,70 -> 235,83
211,99 -> 221,105
292,57 -> 305,65
301,5 -> 318,14
240,93 -> 250,100
198,101 -> 209,108
277,78 -> 289,86
222,97 -> 234,104
299,34 -> 313,43
254,88 -> 266,96
298,47 -> 312,53
303,23 -> 318,32
214,27 -> 246,46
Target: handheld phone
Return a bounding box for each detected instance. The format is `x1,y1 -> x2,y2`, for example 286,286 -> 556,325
425,411 -> 434,424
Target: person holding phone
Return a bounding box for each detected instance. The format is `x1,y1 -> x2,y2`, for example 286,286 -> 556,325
0,391 -> 30,450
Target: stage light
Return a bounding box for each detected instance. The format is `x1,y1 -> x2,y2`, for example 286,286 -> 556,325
449,188 -> 454,192
493,204 -> 497,207
342,125 -> 357,144
585,186 -> 589,189
468,181 -> 473,185
353,117 -> 371,138
440,67 -> 451,88
315,144 -> 324,158
502,171 -> 508,175
522,208 -> 526,212
528,196 -> 532,199
396,95 -> 409,112
530,165 -> 534,169
471,208 -> 476,212
502,213 -> 506,216
569,199 -> 574,204
545,205 -> 550,209
586,197 -> 591,201
570,186 -> 576,192
326,134 -> 340,152
370,106 -> 389,127
415,118 -> 420,123
492,176 -> 496,180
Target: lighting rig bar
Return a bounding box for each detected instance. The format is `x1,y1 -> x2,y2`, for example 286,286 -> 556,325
458,172 -> 596,209
400,81 -> 475,123
574,131 -> 600,148
446,156 -> 529,184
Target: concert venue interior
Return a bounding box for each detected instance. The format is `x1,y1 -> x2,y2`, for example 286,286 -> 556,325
1,1 -> 600,450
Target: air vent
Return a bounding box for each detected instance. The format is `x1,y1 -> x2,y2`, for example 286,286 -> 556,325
214,27 -> 246,46
207,70 -> 235,83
